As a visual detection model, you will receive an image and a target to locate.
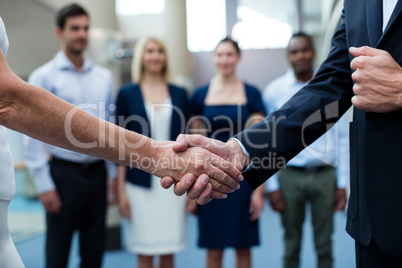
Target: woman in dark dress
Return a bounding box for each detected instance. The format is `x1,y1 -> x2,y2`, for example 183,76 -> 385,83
188,37 -> 266,268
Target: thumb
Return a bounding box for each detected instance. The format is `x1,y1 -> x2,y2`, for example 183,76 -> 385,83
172,134 -> 216,152
172,134 -> 190,152
349,46 -> 381,58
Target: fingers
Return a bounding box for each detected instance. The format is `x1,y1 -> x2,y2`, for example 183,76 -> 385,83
40,191 -> 62,215
208,175 -> 234,194
334,189 -> 347,212
186,174 -> 213,199
45,201 -> 61,215
249,201 -> 263,221
160,176 -> 175,189
119,203 -> 131,219
172,134 -> 190,152
173,173 -> 197,196
196,183 -> 214,205
210,156 -> 243,184
349,46 -> 382,58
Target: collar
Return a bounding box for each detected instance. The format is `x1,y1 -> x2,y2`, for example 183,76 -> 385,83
54,50 -> 93,73
285,68 -> 314,86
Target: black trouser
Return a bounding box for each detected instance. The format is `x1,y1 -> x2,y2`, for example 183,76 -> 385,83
356,239 -> 402,268
46,158 -> 107,268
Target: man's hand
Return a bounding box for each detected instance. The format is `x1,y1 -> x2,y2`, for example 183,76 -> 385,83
154,140 -> 243,196
160,135 -> 250,204
39,190 -> 62,215
350,46 -> 402,113
268,190 -> 285,212
334,188 -> 347,212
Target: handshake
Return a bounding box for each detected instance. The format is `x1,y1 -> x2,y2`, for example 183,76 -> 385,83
150,134 -> 251,205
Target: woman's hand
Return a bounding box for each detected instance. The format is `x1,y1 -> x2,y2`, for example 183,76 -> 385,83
249,186 -> 265,221
118,191 -> 132,219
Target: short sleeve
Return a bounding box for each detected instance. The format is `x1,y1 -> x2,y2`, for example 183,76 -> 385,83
246,84 -> 266,115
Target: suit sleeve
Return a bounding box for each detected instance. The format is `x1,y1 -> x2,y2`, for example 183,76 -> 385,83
235,10 -> 354,189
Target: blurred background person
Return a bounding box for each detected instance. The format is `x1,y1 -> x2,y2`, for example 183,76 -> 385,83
24,4 -> 116,268
263,32 -> 349,268
115,37 -> 188,268
187,37 -> 265,268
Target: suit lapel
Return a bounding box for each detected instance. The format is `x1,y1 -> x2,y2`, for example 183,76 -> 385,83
377,0 -> 402,45
366,0 -> 383,47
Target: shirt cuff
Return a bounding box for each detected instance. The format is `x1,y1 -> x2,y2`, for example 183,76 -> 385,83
229,138 -> 254,172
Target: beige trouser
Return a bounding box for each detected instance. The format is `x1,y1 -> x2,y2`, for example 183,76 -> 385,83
278,166 -> 337,268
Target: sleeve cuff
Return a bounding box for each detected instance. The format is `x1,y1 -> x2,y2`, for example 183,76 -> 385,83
229,137 -> 254,172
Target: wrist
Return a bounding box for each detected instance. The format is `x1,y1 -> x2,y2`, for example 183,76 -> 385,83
227,139 -> 251,170
397,70 -> 402,108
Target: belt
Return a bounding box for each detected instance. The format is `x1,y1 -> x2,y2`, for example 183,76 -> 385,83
286,165 -> 333,173
50,156 -> 104,169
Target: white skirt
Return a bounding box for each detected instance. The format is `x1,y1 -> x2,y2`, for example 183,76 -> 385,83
125,176 -> 187,255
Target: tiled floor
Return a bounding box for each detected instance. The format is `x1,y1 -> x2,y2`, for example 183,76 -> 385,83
10,196 -> 355,268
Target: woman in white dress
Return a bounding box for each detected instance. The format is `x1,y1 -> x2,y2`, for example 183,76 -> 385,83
0,17 -> 241,268
0,16 -> 25,268
116,38 -> 188,268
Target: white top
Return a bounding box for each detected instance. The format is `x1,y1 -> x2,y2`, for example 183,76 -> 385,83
262,69 -> 351,192
0,17 -> 14,202
0,127 -> 15,202
24,51 -> 116,194
145,99 -> 173,141
124,98 -> 186,255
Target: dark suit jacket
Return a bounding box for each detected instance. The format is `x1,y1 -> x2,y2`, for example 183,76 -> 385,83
235,0 -> 402,257
116,83 -> 188,188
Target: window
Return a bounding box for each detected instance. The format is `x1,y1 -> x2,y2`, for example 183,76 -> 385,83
186,0 -> 227,52
233,0 -> 293,49
116,0 -> 165,16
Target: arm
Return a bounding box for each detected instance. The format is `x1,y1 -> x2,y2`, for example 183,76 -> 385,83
266,174 -> 285,212
24,137 -> 62,214
249,184 -> 265,221
235,11 -> 354,189
116,165 -> 131,219
0,52 -> 241,193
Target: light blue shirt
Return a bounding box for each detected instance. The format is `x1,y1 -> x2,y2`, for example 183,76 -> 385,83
25,51 -> 116,194
262,69 -> 351,192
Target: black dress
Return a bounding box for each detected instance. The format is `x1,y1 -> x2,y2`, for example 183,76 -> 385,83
189,82 -> 265,248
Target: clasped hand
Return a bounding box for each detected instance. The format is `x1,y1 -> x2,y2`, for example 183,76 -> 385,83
156,134 -> 250,205
350,46 -> 402,113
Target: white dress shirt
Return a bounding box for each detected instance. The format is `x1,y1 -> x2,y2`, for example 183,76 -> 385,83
383,0 -> 399,32
262,69 -> 350,192
25,51 -> 116,194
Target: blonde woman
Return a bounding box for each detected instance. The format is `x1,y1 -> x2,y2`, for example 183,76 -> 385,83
115,38 -> 188,268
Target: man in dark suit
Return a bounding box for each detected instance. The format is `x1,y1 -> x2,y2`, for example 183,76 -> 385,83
162,1 -> 402,266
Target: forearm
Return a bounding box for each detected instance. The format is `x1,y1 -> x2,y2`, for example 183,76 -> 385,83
116,165 -> 126,198
0,66 -> 157,170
